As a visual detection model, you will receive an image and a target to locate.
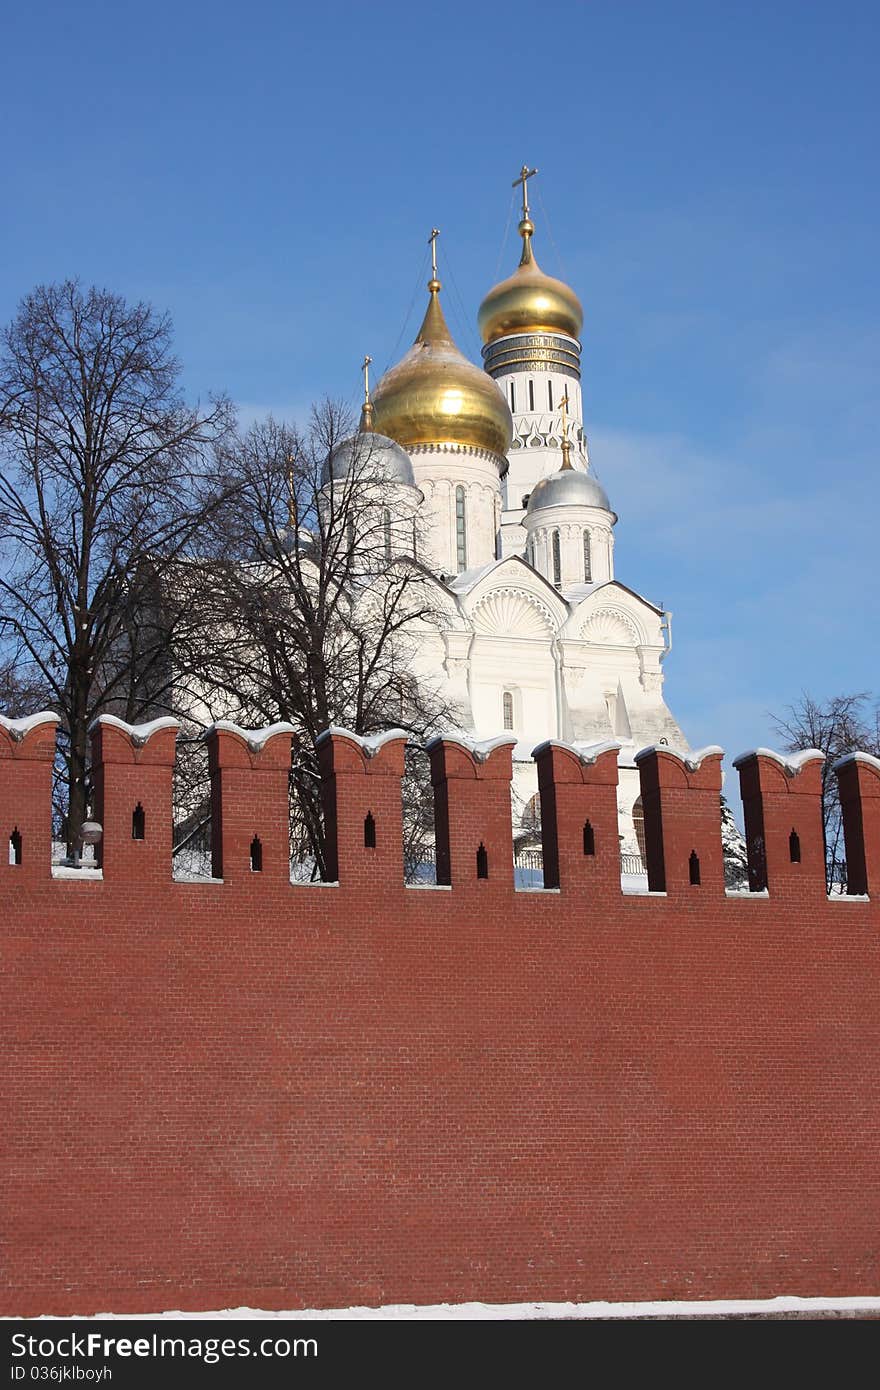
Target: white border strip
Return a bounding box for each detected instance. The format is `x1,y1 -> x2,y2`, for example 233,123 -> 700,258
23,1295 -> 880,1321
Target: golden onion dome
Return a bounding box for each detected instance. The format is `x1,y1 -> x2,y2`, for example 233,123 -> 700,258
478,216 -> 583,345
372,273 -> 513,460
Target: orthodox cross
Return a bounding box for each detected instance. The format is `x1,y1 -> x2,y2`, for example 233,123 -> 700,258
286,452 -> 296,525
428,227 -> 440,281
558,389 -> 571,442
558,390 -> 573,469
361,355 -> 374,430
512,165 -> 538,219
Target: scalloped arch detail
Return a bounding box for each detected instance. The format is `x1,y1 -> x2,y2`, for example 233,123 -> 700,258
579,607 -> 641,646
472,587 -> 557,639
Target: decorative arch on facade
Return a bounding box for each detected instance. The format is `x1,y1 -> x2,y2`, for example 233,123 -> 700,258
577,606 -> 645,647
471,587 -> 558,640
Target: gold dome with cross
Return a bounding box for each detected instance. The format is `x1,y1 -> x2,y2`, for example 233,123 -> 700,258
371,229 -> 513,461
478,166 -> 583,346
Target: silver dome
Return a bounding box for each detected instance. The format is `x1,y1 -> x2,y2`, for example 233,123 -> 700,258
323,432 -> 416,487
525,467 -> 614,516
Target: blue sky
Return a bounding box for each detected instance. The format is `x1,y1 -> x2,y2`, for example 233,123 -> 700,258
1,0 -> 877,765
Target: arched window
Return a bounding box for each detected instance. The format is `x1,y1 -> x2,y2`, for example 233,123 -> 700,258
552,529 -> 561,588
548,379 -> 554,410
583,529 -> 592,582
508,380 -> 515,411
383,508 -> 392,561
528,379 -> 535,411
502,690 -> 514,731
455,486 -> 467,573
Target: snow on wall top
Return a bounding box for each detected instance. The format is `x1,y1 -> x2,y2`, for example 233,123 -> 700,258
531,738 -> 622,765
634,743 -> 724,771
832,750 -> 880,775
0,711 -> 59,740
316,726 -> 410,757
204,720 -> 297,752
425,733 -> 518,763
731,747 -> 825,774
91,714 -> 180,746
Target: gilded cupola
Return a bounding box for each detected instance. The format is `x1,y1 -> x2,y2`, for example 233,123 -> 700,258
478,167 -> 583,346
371,232 -> 513,461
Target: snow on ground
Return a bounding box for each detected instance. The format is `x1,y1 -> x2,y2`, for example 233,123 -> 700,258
25,1296 -> 880,1321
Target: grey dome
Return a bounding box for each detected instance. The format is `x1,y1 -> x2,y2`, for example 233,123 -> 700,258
323,432 -> 416,487
526,467 -> 613,517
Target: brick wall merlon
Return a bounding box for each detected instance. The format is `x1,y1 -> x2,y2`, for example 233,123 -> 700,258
635,743 -> 724,792
533,739 -> 622,786
90,715 -> 179,766
316,726 -> 408,778
426,733 -> 516,784
732,746 -> 825,797
834,752 -> 880,897
733,747 -> 826,895
0,711 -> 60,761
204,720 -> 296,772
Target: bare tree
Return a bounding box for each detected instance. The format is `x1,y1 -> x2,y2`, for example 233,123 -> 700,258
185,403 -> 455,879
770,690 -> 880,890
0,280 -> 235,855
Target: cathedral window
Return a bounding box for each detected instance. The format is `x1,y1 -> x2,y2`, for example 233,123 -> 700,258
509,381 -> 515,411
548,379 -> 554,411
528,379 -> 535,412
583,529 -> 592,582
552,529 -> 561,588
383,509 -> 392,560
502,690 -> 514,731
455,486 -> 467,573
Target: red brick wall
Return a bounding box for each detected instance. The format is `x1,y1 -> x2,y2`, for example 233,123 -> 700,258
2,724 -> 879,1315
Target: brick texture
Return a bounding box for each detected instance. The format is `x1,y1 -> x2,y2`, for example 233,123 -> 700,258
1,722 -> 878,1316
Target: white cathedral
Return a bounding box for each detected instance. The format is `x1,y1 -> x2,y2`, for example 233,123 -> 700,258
325,169 -> 687,856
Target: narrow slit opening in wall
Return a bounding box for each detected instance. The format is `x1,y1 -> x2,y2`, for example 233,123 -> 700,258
250,834 -> 263,872
583,820 -> 595,856
402,745 -> 436,886
132,802 -> 145,840
476,842 -> 489,880
172,735 -> 212,880
364,811 -> 376,849
9,827 -> 22,866
689,849 -> 701,885
789,829 -> 801,864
